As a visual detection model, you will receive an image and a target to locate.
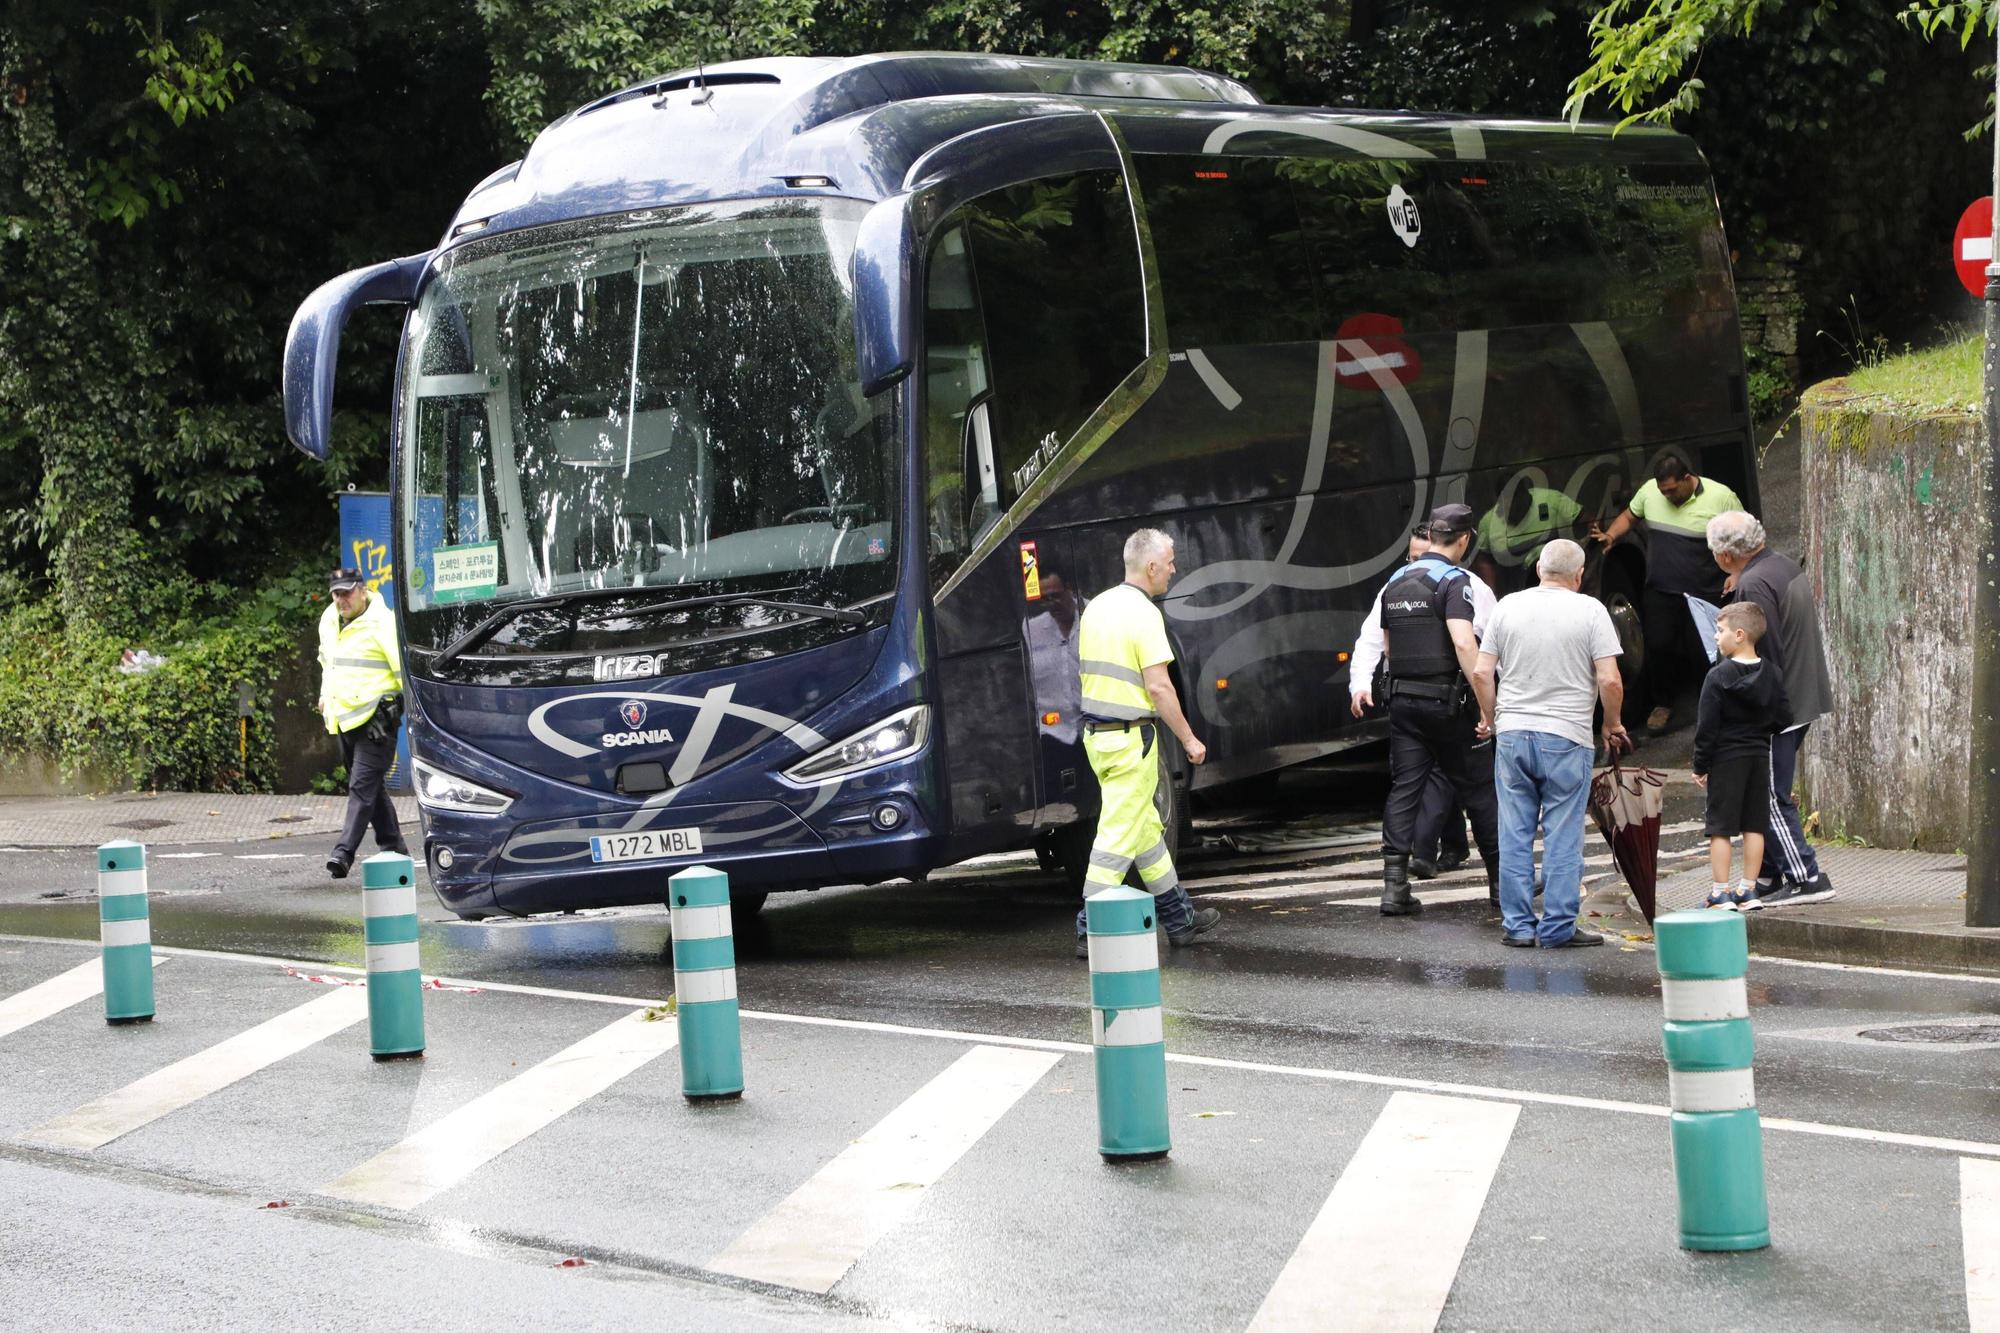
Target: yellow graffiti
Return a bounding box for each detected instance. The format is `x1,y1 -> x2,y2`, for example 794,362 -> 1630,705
350,538 -> 394,594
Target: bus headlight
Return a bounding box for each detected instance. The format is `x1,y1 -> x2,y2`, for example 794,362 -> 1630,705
783,705 -> 929,785
412,755 -> 514,815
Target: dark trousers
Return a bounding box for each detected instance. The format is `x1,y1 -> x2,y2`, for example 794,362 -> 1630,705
1414,770 -> 1469,863
1761,725 -> 1822,884
336,729 -> 404,860
1381,696 -> 1499,874
1642,586 -> 1706,712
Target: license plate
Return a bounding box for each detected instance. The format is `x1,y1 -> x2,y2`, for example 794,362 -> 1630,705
589,828 -> 703,864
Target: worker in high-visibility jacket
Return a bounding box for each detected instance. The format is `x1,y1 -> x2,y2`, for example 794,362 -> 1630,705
1073,528 -> 1217,958
318,566 -> 408,878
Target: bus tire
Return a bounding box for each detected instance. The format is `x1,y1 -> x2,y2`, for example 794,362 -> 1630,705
728,887 -> 770,918
1050,820 -> 1094,894
1153,740 -> 1191,871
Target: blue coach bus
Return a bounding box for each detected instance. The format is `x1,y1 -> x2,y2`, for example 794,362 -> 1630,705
283,52 -> 1757,920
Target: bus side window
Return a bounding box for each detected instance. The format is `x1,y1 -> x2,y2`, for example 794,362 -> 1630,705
923,224 -> 990,589
956,171 -> 1146,504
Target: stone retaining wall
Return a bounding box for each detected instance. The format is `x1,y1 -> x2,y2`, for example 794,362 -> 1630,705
1798,384 -> 1979,851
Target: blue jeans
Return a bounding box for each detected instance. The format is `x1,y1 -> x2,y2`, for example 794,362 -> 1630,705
1495,730 -> 1593,946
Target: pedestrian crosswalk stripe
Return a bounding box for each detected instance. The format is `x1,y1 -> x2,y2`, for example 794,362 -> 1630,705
707,1044 -> 1062,1293
1247,1091 -> 1518,1333
321,1009 -> 680,1211
19,988 -> 367,1151
0,961 -> 118,1041
1965,1157 -> 2000,1332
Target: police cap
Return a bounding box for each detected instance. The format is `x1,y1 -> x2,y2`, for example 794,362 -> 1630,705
1426,503 -> 1474,538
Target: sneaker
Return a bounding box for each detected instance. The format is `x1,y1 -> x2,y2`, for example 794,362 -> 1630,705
1645,706 -> 1672,735
1501,931 -> 1538,948
1167,907 -> 1222,946
1756,873 -> 1836,908
1408,858 -> 1439,882
1076,935 -> 1090,960
325,853 -> 352,880
1702,885 -> 1752,911
1543,927 -> 1605,948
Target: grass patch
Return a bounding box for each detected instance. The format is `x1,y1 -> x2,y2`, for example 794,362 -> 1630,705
1843,331 -> 1982,415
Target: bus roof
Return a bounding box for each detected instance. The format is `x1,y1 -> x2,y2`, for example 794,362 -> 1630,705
445,51 -> 1700,248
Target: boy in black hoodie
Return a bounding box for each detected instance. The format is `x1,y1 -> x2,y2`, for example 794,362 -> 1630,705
1694,602 -> 1791,909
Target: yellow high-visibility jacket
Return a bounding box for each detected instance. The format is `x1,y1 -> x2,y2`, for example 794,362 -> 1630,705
317,592 -> 404,735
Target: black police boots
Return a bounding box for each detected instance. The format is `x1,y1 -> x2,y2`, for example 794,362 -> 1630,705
1380,853 -> 1422,916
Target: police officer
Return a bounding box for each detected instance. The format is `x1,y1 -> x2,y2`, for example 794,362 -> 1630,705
1378,504 -> 1501,914
1073,529 -> 1217,957
319,567 -> 408,878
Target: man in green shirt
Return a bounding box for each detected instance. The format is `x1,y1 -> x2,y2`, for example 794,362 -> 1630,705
1589,452 -> 1743,734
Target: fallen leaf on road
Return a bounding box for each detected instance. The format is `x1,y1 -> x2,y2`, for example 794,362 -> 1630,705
261,1200 -> 292,1209
1193,1110 -> 1236,1118
1857,917 -> 1886,924
1621,932 -> 1653,943
557,1257 -> 590,1268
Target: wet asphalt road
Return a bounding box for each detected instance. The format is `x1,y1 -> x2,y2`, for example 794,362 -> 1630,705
1,756 -> 1997,1330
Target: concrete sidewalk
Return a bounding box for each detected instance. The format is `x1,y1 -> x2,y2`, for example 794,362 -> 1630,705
1583,764 -> 2000,977
0,792 -> 420,849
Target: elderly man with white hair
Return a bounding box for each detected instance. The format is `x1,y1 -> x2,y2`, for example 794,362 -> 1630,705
1472,539 -> 1630,948
1706,510 -> 1836,907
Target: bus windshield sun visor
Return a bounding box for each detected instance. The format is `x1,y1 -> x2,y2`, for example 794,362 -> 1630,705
433,588 -> 867,666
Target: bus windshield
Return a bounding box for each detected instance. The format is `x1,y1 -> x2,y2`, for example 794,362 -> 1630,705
397,197 -> 897,658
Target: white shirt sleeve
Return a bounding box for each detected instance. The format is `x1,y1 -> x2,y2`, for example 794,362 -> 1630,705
1349,588 -> 1387,696
1469,576 -> 1498,639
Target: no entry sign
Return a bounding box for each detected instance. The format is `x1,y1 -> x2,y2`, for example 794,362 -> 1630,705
1953,196 -> 1995,298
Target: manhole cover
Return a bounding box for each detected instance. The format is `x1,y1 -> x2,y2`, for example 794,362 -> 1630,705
268,815 -> 310,825
110,818 -> 174,831
1856,1023 -> 2000,1045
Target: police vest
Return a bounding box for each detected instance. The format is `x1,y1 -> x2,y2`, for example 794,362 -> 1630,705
318,594 -> 403,736
1380,557 -> 1466,680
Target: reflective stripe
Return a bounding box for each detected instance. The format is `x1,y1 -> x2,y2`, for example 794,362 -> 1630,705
1080,698 -> 1156,721
1092,1004 -> 1164,1047
1084,865 -> 1126,888
1078,658 -> 1145,687
1668,1067 -> 1756,1113
1089,848 -> 1132,873
1133,840 -> 1168,872
670,904 -> 733,941
366,941 -> 421,973
101,918 -> 151,949
1138,865 -> 1180,893
1661,977 -> 1749,1022
331,653 -> 391,669
97,868 -> 147,899
335,697 -> 384,727
362,886 -> 417,918
675,968 -> 738,1005
1087,932 -> 1159,973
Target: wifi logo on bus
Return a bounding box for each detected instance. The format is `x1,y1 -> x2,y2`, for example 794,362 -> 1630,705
1385,184 -> 1422,248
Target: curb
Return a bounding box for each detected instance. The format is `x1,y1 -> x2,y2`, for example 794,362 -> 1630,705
1743,912 -> 2000,980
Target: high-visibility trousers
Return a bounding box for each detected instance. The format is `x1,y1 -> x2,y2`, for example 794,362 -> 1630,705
1082,724 -> 1179,902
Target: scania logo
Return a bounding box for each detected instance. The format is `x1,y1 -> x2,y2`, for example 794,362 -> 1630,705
619,700 -> 648,729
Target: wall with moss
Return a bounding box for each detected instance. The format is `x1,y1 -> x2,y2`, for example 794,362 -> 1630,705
1797,383 -> 1978,850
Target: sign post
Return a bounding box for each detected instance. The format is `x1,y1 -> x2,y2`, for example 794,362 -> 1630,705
1972,29 -> 2000,931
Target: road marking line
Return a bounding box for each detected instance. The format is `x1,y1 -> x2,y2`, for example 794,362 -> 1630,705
1968,1157 -> 2000,1332
156,852 -> 218,860
19,988 -> 367,1151
1248,1091 -> 1517,1332
235,853 -> 305,861
3,933 -> 1997,1159
0,960 -> 117,1041
707,1044 -> 1061,1293
322,1009 -> 679,1211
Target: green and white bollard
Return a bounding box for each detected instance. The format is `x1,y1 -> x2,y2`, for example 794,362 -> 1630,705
669,865 -> 743,1100
1656,910 -> 1769,1251
96,840 -> 154,1026
1085,886 -> 1169,1162
361,851 -> 425,1061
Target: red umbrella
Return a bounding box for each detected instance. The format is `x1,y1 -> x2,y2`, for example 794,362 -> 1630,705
1589,759 -> 1667,922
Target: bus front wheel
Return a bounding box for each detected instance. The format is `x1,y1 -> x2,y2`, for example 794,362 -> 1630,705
728,887 -> 769,918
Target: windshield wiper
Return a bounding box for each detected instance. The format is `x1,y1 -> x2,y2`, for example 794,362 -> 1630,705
433,586 -> 864,666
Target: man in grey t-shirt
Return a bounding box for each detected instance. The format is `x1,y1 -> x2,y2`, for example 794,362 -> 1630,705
1471,540 -> 1630,948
